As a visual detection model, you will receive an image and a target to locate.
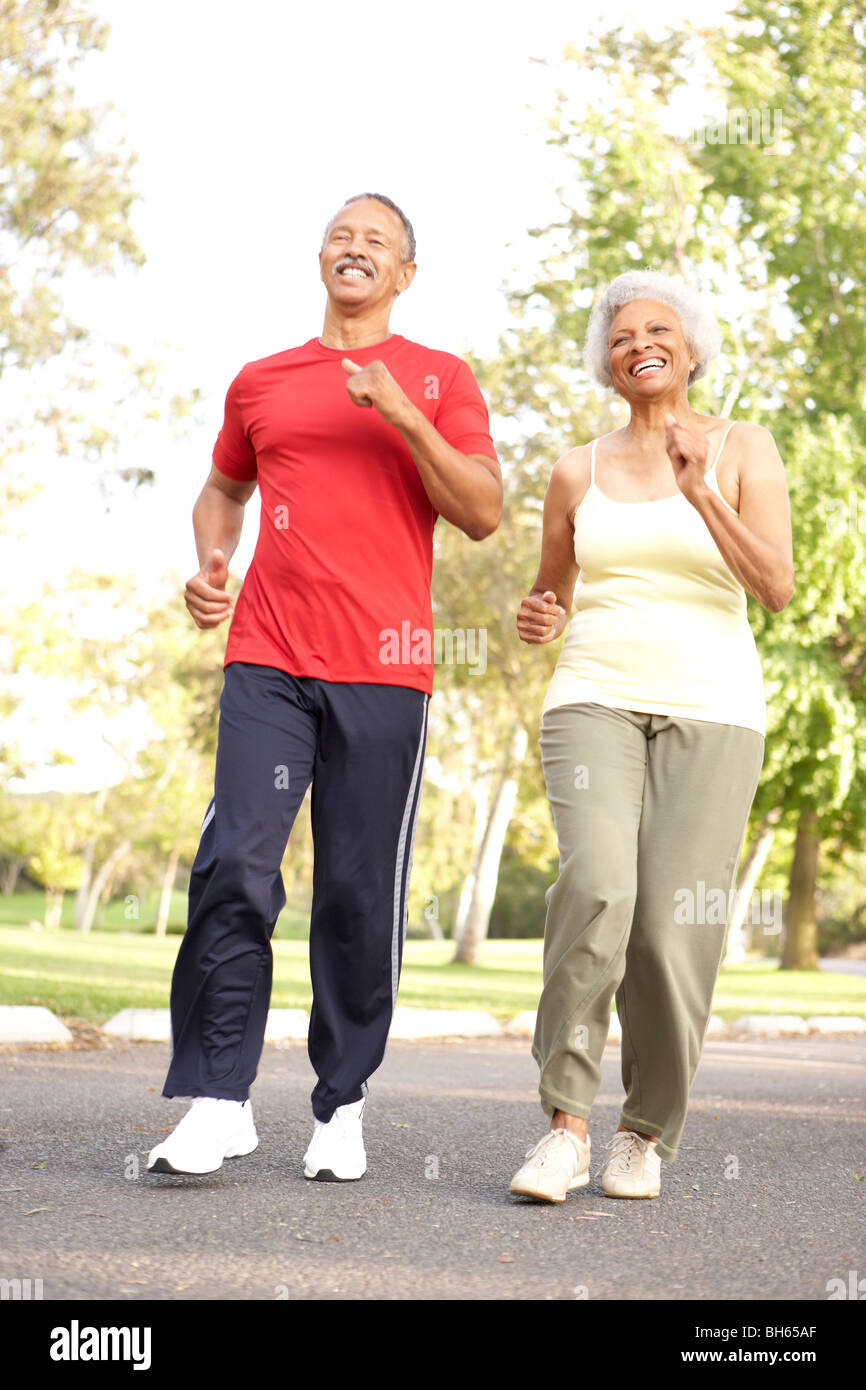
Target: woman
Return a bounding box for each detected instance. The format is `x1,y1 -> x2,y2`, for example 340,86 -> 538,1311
510,270 -> 793,1201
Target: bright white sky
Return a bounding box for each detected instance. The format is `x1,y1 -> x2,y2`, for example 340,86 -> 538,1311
5,0 -> 709,788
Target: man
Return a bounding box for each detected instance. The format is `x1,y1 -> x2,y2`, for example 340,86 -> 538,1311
147,193 -> 501,1181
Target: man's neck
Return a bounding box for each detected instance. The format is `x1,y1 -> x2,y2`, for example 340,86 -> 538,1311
319,305 -> 395,351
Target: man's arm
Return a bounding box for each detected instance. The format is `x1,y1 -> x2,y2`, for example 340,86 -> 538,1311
342,358 -> 502,541
184,465 -> 257,629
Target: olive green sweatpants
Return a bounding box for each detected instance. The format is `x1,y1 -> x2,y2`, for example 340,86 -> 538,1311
534,702 -> 764,1161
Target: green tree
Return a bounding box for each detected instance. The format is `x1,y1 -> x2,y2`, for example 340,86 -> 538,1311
698,2 -> 866,965
0,0 -> 141,374
6,572 -> 223,930
25,797 -> 85,929
429,479 -> 563,963
700,0 -> 866,421
0,0 -> 199,507
746,416 -> 866,968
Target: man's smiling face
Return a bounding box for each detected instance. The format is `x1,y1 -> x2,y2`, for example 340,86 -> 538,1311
319,198 -> 415,312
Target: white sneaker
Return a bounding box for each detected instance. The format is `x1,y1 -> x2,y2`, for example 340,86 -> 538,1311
146,1098 -> 258,1175
600,1130 -> 661,1198
509,1127 -> 591,1203
303,1098 -> 366,1181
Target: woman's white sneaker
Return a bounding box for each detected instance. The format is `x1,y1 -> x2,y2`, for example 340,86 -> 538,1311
146,1098 -> 258,1175
303,1098 -> 366,1181
600,1130 -> 661,1198
509,1128 -> 591,1203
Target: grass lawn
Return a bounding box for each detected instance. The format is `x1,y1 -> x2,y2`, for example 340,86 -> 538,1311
0,889 -> 312,939
1,924 -> 864,1029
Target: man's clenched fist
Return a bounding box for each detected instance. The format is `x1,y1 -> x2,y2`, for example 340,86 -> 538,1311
184,548 -> 233,629
342,357 -> 408,425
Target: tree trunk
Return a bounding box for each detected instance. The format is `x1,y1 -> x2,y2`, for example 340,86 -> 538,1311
451,792 -> 490,951
724,806 -> 782,964
781,808 -> 820,970
1,857 -> 24,895
155,845 -> 181,938
452,724 -> 528,965
44,888 -> 64,931
78,839 -> 131,933
74,859 -> 92,932
422,895 -> 445,940
94,872 -> 116,930
75,787 -> 107,930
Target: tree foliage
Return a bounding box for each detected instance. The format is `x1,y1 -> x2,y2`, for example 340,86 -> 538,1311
0,0 -> 142,375
0,0 -> 199,492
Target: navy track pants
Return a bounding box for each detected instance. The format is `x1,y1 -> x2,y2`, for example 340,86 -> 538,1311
163,662 -> 429,1121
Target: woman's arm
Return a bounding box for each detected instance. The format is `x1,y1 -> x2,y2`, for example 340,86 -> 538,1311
666,418 -> 795,613
517,448 -> 587,644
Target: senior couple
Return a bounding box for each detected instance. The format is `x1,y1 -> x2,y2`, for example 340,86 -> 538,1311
146,194 -> 793,1201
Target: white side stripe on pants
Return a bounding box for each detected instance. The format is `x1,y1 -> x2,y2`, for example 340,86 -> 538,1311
391,696 -> 429,1008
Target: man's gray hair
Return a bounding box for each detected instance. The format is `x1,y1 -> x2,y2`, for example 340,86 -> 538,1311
322,193 -> 416,263
584,270 -> 721,388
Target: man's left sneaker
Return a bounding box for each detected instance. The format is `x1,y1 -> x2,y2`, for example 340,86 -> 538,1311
303,1098 -> 366,1181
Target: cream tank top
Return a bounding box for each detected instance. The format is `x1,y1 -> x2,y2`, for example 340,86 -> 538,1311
542,425 -> 766,736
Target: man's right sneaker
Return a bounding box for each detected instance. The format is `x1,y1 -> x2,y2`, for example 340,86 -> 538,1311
509,1127 -> 591,1203
146,1098 -> 258,1175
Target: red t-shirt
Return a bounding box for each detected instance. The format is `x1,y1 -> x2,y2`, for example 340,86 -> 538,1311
212,333 -> 498,695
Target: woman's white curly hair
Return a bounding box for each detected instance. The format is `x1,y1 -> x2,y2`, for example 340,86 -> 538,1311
584,270 -> 722,389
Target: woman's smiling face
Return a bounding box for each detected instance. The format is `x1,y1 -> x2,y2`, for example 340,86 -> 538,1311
607,298 -> 694,399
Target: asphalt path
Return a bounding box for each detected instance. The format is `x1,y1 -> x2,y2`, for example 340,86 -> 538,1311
2,1034 -> 863,1311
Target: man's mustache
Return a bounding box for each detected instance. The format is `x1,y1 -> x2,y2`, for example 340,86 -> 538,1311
335,257 -> 377,280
